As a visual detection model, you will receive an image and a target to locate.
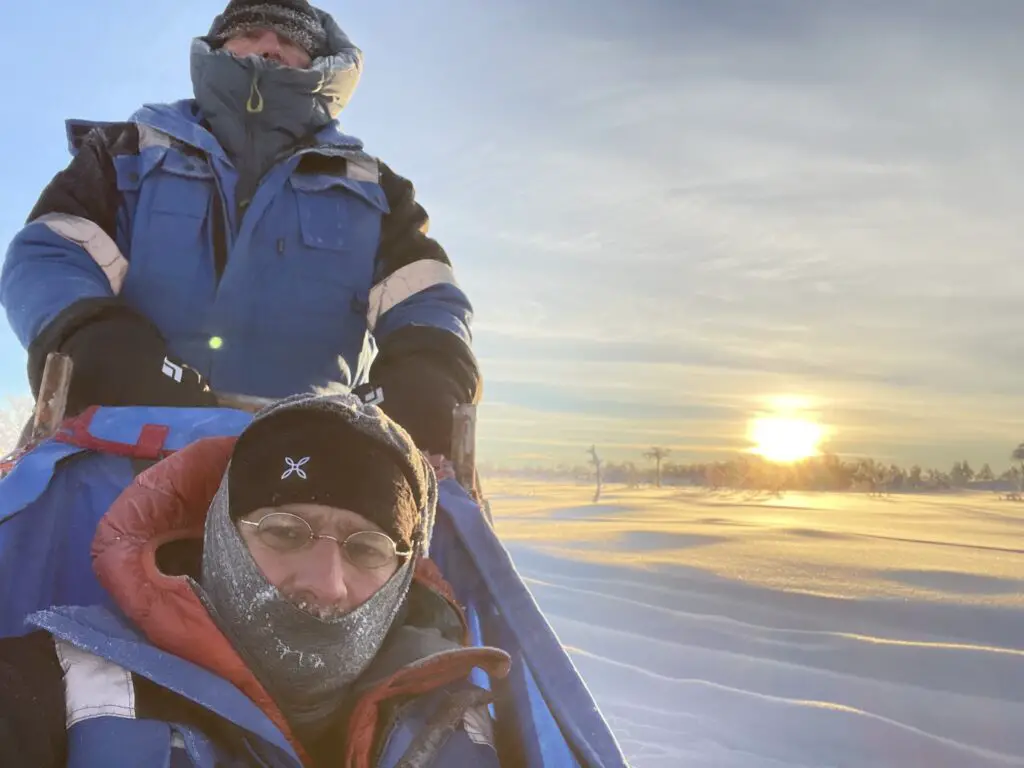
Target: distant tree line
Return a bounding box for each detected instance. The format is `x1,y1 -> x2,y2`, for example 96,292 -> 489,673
482,444 -> 1024,496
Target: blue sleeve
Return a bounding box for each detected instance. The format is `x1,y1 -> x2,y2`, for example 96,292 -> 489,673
367,162 -> 481,454
371,161 -> 474,348
1,221 -> 116,349
0,123 -> 136,350
373,283 -> 473,347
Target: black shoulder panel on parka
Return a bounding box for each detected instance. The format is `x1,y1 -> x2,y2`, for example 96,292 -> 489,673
27,122 -> 139,240
374,161 -> 452,283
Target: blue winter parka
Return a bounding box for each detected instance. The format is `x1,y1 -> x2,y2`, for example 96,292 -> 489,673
2,97 -> 472,398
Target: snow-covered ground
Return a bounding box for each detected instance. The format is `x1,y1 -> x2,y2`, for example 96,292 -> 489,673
488,482 -> 1024,768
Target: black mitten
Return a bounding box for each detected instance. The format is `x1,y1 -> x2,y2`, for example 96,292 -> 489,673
52,314 -> 217,416
362,328 -> 481,456
358,364 -> 459,456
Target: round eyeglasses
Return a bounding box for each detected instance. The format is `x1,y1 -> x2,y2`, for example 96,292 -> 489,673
239,512 -> 412,570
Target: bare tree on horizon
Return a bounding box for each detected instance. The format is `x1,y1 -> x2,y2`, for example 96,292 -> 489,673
1012,443 -> 1024,493
644,447 -> 671,488
587,445 -> 603,503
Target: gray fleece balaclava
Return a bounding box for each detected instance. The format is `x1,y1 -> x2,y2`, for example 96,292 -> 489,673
196,392 -> 438,743
190,2 -> 363,202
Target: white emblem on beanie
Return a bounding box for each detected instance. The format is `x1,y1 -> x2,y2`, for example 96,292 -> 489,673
282,456 -> 310,480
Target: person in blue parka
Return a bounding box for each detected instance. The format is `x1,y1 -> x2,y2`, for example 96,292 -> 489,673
0,392 -> 510,767
0,0 -> 479,456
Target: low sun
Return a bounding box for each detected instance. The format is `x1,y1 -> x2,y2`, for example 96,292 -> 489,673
749,416 -> 825,463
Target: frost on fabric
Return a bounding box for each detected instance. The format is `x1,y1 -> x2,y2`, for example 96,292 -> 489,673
244,585 -> 279,623
275,637 -> 326,669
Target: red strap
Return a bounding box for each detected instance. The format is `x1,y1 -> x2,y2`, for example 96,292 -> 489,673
136,424 -> 171,459
53,406 -> 172,461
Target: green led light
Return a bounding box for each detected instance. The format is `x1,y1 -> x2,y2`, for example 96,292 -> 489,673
209,336 -> 224,350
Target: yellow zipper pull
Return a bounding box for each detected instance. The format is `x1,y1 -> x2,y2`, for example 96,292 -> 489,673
246,74 -> 264,114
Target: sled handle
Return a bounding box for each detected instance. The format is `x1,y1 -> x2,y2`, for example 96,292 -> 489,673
22,355 -> 485,510
22,352 -> 75,447
211,390 -> 275,413
451,404 -> 477,492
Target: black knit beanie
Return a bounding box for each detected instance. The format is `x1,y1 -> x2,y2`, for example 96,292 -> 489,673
210,0 -> 328,59
227,409 -> 419,547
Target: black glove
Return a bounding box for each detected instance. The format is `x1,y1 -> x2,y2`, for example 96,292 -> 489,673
48,313 -> 217,417
357,364 -> 459,456
362,328 -> 481,456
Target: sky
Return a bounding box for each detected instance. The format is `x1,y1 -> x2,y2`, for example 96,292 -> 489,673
2,0 -> 1023,470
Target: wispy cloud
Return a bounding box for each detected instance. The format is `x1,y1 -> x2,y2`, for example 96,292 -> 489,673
421,0 -> 1024,467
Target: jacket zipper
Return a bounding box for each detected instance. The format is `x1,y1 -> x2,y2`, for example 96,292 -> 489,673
238,70 -> 264,222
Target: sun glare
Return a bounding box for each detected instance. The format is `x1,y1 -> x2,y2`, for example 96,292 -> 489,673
749,417 -> 825,463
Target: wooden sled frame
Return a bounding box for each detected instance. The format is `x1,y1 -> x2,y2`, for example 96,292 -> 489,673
18,353 -> 484,507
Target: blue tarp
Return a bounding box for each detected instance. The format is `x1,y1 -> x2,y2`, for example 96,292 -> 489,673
0,405 -> 627,768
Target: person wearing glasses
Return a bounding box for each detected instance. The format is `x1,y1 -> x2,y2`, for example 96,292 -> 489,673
0,393 -> 509,767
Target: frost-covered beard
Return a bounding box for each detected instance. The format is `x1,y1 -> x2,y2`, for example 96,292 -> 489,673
196,470 -> 414,741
